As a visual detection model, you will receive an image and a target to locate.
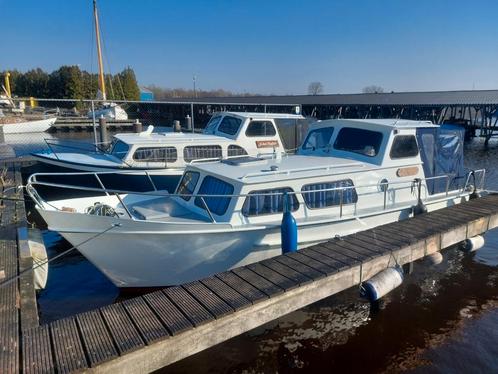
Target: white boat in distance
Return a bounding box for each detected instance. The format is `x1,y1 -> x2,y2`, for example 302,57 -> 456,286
27,119 -> 486,288
88,102 -> 128,121
31,112 -> 306,191
0,116 -> 56,134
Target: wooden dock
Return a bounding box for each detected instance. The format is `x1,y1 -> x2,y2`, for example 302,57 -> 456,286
7,192 -> 495,373
0,162 -> 39,373
52,118 -> 134,132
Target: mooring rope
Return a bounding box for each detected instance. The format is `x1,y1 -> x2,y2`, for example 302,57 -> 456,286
0,223 -> 120,289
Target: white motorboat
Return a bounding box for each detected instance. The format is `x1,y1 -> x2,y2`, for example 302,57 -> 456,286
27,119 -> 486,288
0,116 -> 56,134
31,112 -> 306,191
88,102 -> 128,120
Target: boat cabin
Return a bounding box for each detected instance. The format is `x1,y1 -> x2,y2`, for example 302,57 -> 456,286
108,111 -> 306,169
167,119 -> 468,225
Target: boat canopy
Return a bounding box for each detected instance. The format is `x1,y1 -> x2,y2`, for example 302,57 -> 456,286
416,124 -> 465,195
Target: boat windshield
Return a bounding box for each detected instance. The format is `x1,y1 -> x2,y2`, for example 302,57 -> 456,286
176,171 -> 200,201
302,127 -> 334,150
109,140 -> 130,160
203,115 -> 223,134
334,127 -> 383,157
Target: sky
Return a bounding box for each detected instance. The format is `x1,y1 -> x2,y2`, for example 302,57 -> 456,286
2,0 -> 498,95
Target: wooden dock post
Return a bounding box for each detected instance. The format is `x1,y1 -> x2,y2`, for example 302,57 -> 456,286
99,116 -> 109,145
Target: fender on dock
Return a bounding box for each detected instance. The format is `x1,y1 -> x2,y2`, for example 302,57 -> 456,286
361,266 -> 404,302
462,235 -> 485,253
424,252 -> 443,265
281,193 -> 297,253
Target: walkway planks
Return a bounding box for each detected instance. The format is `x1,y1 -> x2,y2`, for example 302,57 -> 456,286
6,173 -> 498,373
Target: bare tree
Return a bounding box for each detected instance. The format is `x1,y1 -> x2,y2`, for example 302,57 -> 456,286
362,85 -> 385,94
308,81 -> 324,95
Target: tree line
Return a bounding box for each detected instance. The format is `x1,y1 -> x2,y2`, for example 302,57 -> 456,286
144,85 -> 261,100
0,66 -> 140,101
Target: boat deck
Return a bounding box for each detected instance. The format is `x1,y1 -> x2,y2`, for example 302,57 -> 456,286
15,192 -> 498,373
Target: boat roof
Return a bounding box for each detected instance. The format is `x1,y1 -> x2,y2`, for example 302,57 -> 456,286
311,118 -> 439,129
215,111 -> 305,120
114,132 -> 234,145
187,155 -> 368,185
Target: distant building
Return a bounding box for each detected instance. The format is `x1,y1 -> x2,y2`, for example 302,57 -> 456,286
140,87 -> 154,101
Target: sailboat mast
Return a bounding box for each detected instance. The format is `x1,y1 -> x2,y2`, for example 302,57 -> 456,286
93,0 -> 107,101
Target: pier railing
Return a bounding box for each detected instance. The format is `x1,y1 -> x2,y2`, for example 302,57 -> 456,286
26,168 -> 486,224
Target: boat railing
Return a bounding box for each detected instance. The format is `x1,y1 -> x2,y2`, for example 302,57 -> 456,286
26,169 -> 486,223
43,138 -> 109,159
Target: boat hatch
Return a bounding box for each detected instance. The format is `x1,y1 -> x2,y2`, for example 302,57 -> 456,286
222,157 -> 267,166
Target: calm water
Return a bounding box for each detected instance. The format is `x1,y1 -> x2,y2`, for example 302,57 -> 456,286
13,133 -> 498,373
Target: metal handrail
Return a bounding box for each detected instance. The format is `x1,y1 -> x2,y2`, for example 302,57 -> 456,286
26,169 -> 486,223
27,169 -> 485,200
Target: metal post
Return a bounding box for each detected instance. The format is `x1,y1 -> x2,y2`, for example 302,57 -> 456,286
190,103 -> 195,133
133,119 -> 143,133
99,115 -> 109,145
91,100 -> 98,151
339,189 -> 344,218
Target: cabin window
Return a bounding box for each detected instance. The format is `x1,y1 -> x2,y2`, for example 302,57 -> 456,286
110,140 -> 129,160
390,135 -> 419,159
194,176 -> 234,216
133,147 -> 177,162
203,115 -> 223,134
217,116 -> 242,136
242,187 -> 299,217
334,127 -> 383,157
302,180 -> 358,209
302,127 -> 334,150
183,145 -> 222,162
176,171 -> 200,201
245,121 -> 277,137
228,145 -> 248,157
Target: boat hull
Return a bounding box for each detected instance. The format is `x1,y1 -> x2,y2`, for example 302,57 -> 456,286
1,117 -> 56,134
37,195 -> 466,288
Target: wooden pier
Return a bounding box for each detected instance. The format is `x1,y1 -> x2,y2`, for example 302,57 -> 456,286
52,118 -> 134,132
1,164 -> 498,372
0,162 -> 39,373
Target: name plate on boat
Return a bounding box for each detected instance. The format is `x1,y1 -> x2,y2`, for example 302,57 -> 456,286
397,166 -> 419,177
256,140 -> 279,148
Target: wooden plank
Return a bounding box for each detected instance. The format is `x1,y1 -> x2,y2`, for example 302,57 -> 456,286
300,247 -> 351,270
260,257 -> 315,284
122,297 -> 169,344
143,291 -> 193,336
353,231 -> 402,250
76,310 -> 118,367
317,242 -> 369,263
372,224 -> 425,243
50,317 -> 88,374
182,281 -> 234,319
0,307 -> 18,374
285,251 -> 338,276
246,262 -> 300,291
23,325 -> 55,374
100,303 -> 144,354
164,287 -> 214,327
334,237 -> 385,257
274,255 -> 326,280
215,271 -> 268,304
231,267 -> 284,297
201,276 -> 251,311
